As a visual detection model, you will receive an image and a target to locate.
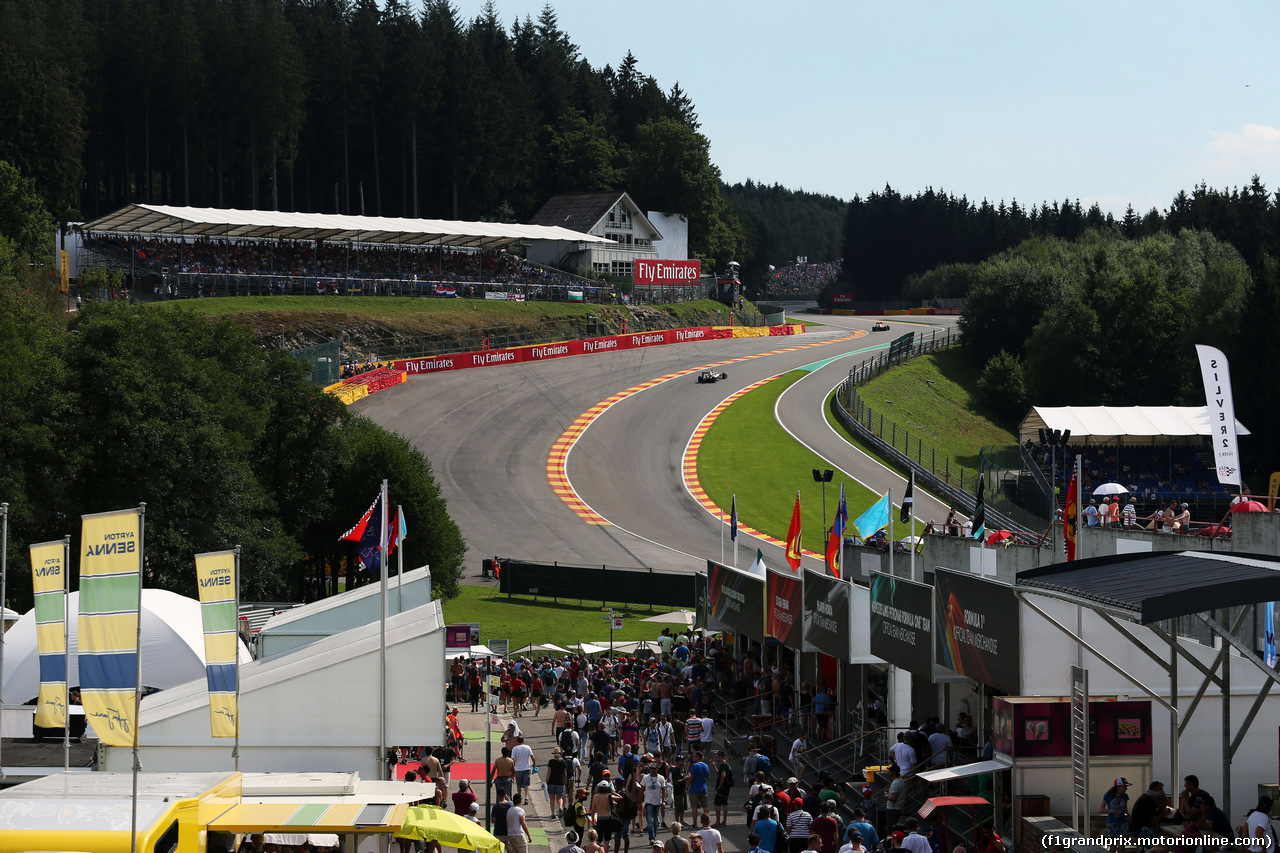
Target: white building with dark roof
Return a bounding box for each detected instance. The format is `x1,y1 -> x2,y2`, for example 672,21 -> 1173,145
526,191 -> 666,278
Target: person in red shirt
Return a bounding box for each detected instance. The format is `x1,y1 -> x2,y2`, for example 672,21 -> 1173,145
452,779 -> 477,815
810,801 -> 839,853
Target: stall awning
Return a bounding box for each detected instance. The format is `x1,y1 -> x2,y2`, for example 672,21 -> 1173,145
916,756 -> 1011,784
918,796 -> 992,819
208,801 -> 410,833
1020,405 -> 1250,444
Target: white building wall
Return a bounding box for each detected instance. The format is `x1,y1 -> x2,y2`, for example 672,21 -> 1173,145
647,212 -> 689,260
1019,593 -> 1277,814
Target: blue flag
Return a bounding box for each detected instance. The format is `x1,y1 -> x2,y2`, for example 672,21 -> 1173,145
1266,601 -> 1276,668
852,491 -> 891,541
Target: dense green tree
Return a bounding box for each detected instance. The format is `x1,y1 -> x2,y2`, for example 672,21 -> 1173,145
0,160 -> 55,261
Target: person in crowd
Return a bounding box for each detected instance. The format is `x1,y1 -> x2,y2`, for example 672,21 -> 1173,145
452,780 -> 477,815
491,747 -> 516,799
546,748 -> 569,818
901,818 -> 930,853
785,799 -> 814,853
712,750 -> 734,827
698,814 -> 724,853
1245,796 -> 1274,853
1102,778 -> 1132,837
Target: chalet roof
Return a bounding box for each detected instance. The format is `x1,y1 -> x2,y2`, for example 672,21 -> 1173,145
528,191 -> 660,239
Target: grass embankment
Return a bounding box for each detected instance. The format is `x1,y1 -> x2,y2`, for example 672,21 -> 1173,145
696,370 -> 915,548
825,348 -> 1017,484
440,585 -> 683,652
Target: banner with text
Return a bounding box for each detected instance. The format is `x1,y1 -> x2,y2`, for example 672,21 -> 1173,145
1195,344 -> 1243,488
934,569 -> 1021,695
29,540 -> 68,729
195,550 -> 238,738
802,569 -> 851,660
78,507 -> 141,747
634,259 -> 701,286
869,572 -> 934,675
766,570 -> 803,647
707,560 -> 765,639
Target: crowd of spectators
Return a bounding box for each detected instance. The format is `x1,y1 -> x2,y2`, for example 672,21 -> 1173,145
766,261 -> 842,296
85,234 -> 591,291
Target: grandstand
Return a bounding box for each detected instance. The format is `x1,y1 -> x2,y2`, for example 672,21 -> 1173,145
76,204 -> 699,304
1017,405 -> 1251,521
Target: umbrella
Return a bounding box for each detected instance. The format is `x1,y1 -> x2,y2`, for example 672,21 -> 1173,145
640,610 -> 695,627
986,530 -> 1014,545
397,806 -> 504,853
1230,500 -> 1268,513
899,536 -> 923,545
1092,483 -> 1128,496
1197,524 -> 1232,537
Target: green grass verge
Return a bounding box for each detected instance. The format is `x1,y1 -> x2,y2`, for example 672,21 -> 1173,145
440,585 -> 682,652
839,348 -> 1016,482
696,371 -> 901,549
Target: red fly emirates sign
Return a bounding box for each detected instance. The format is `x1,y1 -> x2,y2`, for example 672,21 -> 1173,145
634,259 -> 700,285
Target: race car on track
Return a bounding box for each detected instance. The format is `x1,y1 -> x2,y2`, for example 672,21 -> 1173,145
696,370 -> 728,383
871,321 -> 891,331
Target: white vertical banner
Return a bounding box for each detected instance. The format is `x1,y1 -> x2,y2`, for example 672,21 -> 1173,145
1195,344 -> 1242,488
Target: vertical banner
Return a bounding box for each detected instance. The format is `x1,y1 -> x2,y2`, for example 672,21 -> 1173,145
934,569 -> 1021,695
802,569 -> 852,660
1195,345 -> 1242,488
29,540 -> 68,729
78,508 -> 141,747
766,570 -> 803,648
1064,465 -> 1079,562
195,550 -> 239,738
869,572 -> 934,674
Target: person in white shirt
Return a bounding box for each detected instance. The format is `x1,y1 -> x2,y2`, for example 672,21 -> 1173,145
901,819 -> 931,853
511,736 -> 537,803
889,733 -> 917,774
699,717 -> 714,744
698,814 -> 723,853
507,794 -> 532,853
1246,796 -> 1275,853
789,737 -> 808,781
641,765 -> 670,843
838,831 -> 866,853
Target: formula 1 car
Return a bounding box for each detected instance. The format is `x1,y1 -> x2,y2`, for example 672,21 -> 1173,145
871,321 -> 891,331
696,370 -> 728,383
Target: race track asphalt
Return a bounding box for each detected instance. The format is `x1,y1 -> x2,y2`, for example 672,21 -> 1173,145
354,312 -> 960,579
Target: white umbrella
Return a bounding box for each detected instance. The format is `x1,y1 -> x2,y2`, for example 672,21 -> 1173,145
899,536 -> 923,545
639,610 -> 695,627
574,642 -> 609,656
1092,483 -> 1128,496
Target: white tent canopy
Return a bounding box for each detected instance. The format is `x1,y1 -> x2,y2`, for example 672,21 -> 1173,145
257,566 -> 431,658
100,600 -> 446,777
445,644 -> 498,660
510,643 -> 571,658
1,589 -> 252,705
1021,405 -> 1250,444
82,204 -> 616,250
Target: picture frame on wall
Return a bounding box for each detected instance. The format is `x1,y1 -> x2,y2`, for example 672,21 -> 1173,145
1115,717 -> 1144,741
1023,716 -> 1051,742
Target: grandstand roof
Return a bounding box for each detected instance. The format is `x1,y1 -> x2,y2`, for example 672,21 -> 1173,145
81,204 -> 615,249
1021,405 -> 1251,443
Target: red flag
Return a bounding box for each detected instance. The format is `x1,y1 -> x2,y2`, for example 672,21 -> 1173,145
785,492 -> 803,571
1064,469 -> 1078,561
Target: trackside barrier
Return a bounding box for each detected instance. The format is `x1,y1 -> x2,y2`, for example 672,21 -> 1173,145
389,324 -> 806,376
324,368 -> 406,403
498,559 -> 695,609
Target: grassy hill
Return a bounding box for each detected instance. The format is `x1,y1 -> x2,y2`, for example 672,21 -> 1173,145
833,347 -> 1017,483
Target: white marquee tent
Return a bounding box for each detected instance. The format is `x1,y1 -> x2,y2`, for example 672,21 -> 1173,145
1020,405 -> 1250,445
0,588 -> 251,706
100,599 -> 446,777
256,566 -> 431,658
82,205 -> 616,250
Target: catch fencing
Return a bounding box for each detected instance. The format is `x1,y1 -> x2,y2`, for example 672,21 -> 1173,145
834,328 -> 1039,532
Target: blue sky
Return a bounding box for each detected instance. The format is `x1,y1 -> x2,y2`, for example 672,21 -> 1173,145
454,1 -> 1280,217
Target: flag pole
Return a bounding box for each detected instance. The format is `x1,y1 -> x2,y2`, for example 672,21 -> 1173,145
233,545 -> 241,772
379,479 -> 389,781
62,534 -> 71,774
720,505 -> 725,567
396,505 -> 404,614
130,502 -> 146,853
909,480 -> 917,583
733,494 -> 738,569
887,488 -> 894,578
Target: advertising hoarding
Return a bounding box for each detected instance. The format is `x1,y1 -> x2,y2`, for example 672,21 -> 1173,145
802,569 -> 850,659
707,560 -> 765,639
634,259 -> 701,285
869,572 -> 934,674
934,569 -> 1020,695
766,570 -> 803,648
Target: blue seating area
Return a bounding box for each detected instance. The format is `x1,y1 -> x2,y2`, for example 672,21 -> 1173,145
1030,443 -> 1227,502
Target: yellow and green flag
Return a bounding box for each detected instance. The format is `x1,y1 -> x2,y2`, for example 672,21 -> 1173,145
195,550 -> 238,738
78,508 -> 141,747
29,540 -> 68,729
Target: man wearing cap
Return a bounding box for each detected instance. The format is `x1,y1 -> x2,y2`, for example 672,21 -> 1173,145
784,798 -> 814,853
1175,502 -> 1191,534
1084,499 -> 1099,527
837,831 -> 866,853
1122,496 -> 1138,528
